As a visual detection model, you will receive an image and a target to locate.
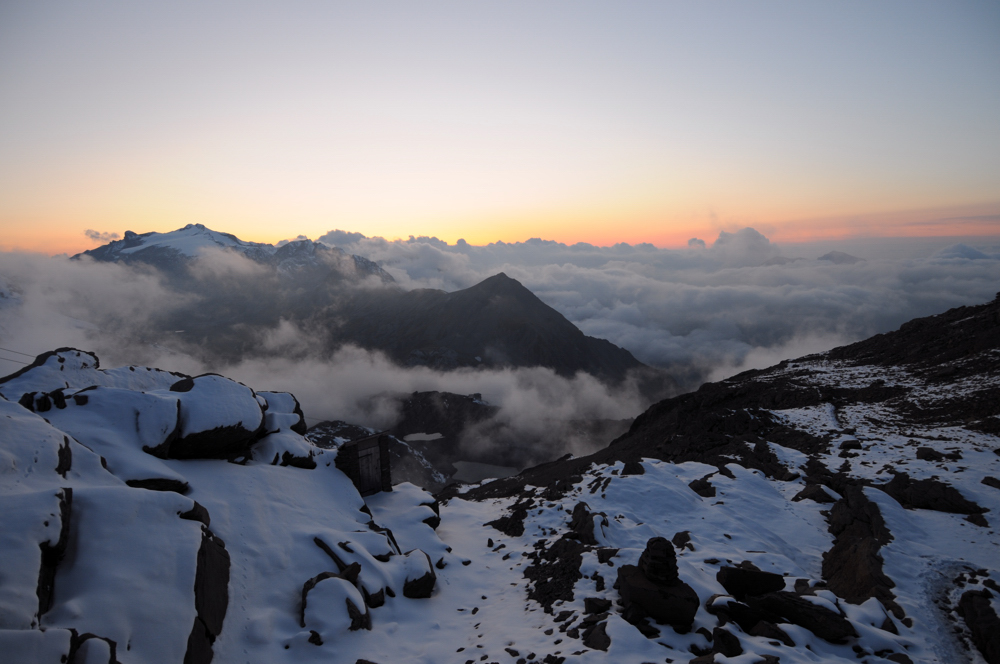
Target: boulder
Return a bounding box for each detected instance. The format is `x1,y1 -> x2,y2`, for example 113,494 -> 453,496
878,472 -> 984,515
712,627 -> 743,657
792,484 -> 835,503
168,375 -> 265,459
716,566 -> 786,600
618,538 -> 699,632
401,550 -> 436,599
748,592 -> 857,643
568,502 -> 606,545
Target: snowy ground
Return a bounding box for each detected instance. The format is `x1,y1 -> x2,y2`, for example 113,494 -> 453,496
1,338 -> 998,663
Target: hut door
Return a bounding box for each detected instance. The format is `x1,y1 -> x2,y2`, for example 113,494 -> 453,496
357,442 -> 381,495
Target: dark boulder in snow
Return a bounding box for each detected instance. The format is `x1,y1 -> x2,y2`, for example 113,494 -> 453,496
711,626 -> 743,657
568,502 -> 607,545
581,620 -> 610,651
688,475 -> 717,498
168,375 -> 265,459
958,589 -> 1000,664
878,472 -> 985,515
617,538 -> 699,632
638,536 -> 679,585
792,483 -> 835,503
747,592 -> 857,643
716,566 -> 785,600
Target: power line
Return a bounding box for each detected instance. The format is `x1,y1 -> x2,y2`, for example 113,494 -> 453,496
0,346 -> 33,358
0,355 -> 30,366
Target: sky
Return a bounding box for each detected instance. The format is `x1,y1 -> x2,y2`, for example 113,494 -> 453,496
1,1 -> 999,255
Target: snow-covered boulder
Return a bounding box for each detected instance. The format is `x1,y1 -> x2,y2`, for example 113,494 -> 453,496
166,374 -> 265,459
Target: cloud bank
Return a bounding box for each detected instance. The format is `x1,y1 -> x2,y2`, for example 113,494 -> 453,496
315,229 -> 1000,385
2,228 -> 999,468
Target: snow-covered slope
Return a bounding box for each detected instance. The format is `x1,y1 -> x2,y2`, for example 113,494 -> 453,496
0,349 -> 444,664
1,292 -> 998,664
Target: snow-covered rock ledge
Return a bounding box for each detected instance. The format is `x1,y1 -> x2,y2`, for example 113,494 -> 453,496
0,349 -> 445,664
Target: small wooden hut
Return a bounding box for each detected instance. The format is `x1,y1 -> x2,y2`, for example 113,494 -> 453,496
335,432 -> 392,496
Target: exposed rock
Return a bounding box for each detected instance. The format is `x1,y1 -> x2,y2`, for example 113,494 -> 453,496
581,621 -> 610,651
167,375 -> 265,459
983,476 -> 1000,490
671,531 -> 694,552
822,485 -> 901,616
486,499 -> 531,537
689,476 -> 717,498
957,589 -> 1000,664
716,566 -> 786,600
915,446 -> 944,461
621,460 -> 645,475
36,487 -> 71,618
748,592 -> 857,643
178,502 -> 211,527
712,627 -> 743,657
638,537 -> 679,585
126,478 -> 190,494
584,597 -> 612,614
568,502 -> 606,545
878,472 -> 985,515
524,536 -> 585,610
792,483 -> 835,503
402,550 -> 437,599
748,620 -> 794,646
618,539 -> 699,632
184,524 -> 230,663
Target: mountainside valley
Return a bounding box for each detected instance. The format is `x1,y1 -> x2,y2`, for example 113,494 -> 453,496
1,284 -> 998,663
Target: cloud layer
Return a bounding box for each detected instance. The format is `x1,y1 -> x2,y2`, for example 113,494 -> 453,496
315,229 -> 1000,385
2,228 -> 999,469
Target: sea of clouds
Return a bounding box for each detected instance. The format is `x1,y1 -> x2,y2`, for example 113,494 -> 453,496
1,227 -> 999,466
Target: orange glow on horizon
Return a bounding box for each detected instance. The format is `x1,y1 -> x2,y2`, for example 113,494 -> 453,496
3,200 -> 999,257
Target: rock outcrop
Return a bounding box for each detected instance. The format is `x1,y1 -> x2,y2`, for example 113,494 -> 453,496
617,538 -> 699,633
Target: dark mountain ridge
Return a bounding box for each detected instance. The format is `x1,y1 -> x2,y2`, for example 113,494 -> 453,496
330,272 -> 647,381
77,225 -> 659,386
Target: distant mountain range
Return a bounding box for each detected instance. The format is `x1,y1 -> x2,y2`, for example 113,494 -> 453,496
78,224 -> 654,384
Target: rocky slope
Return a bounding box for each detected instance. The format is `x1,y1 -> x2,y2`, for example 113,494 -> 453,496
446,292 -> 1000,664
